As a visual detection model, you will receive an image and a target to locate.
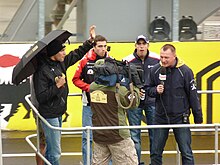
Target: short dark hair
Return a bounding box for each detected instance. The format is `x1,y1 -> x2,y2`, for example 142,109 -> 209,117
93,35 -> 107,46
161,44 -> 176,53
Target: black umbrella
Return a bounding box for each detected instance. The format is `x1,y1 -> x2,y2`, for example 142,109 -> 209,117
12,30 -> 72,85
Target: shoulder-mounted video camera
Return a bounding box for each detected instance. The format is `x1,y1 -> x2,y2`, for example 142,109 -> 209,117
93,58 -> 144,89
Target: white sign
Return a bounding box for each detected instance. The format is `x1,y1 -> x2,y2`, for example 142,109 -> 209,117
203,23 -> 220,40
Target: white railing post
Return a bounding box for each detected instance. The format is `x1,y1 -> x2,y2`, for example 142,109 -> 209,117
86,126 -> 91,165
36,116 -> 41,155
214,124 -> 218,165
176,142 -> 181,165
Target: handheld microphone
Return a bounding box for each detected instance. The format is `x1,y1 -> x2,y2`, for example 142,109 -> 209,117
159,66 -> 166,85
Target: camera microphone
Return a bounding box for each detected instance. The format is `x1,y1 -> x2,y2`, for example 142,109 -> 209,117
159,66 -> 166,85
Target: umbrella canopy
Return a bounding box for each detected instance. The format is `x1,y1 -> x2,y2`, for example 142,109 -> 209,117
12,30 -> 72,85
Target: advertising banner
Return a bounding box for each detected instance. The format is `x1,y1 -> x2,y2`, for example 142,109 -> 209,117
0,42 -> 219,130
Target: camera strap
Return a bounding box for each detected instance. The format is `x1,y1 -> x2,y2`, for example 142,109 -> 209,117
114,61 -> 135,109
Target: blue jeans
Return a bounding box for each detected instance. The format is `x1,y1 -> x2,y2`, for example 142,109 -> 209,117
40,117 -> 62,165
82,106 -> 93,165
150,127 -> 194,165
127,105 -> 155,164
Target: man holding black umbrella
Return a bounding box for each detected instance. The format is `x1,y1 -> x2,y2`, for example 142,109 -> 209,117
33,25 -> 96,165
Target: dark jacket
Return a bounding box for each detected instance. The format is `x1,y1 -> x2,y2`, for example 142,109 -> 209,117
33,40 -> 93,118
147,58 -> 203,124
123,50 -> 160,107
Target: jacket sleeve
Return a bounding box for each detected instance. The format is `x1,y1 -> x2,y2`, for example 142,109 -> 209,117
72,57 -> 90,92
185,68 -> 203,124
64,40 -> 93,69
33,69 -> 64,104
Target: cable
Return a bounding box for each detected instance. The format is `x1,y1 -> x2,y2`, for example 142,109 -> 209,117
159,94 -> 170,124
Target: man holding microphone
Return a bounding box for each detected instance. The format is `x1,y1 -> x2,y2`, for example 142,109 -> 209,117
147,44 -> 203,165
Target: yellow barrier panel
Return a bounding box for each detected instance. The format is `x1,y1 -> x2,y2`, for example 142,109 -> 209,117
6,42 -> 220,130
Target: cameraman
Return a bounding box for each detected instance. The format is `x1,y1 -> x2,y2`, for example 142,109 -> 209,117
90,59 -> 140,164
72,35 -> 110,165
147,44 -> 203,165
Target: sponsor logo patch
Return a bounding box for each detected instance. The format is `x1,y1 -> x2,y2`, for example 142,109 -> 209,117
90,90 -> 107,103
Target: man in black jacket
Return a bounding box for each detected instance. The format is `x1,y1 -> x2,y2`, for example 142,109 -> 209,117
33,26 -> 96,165
147,44 -> 203,165
123,35 -> 160,165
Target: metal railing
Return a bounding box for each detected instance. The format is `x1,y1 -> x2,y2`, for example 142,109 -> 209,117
0,90 -> 220,165
25,124 -> 220,165
25,92 -> 220,165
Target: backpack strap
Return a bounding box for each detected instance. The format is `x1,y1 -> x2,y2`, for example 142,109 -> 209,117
114,61 -> 135,109
115,82 -> 135,109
